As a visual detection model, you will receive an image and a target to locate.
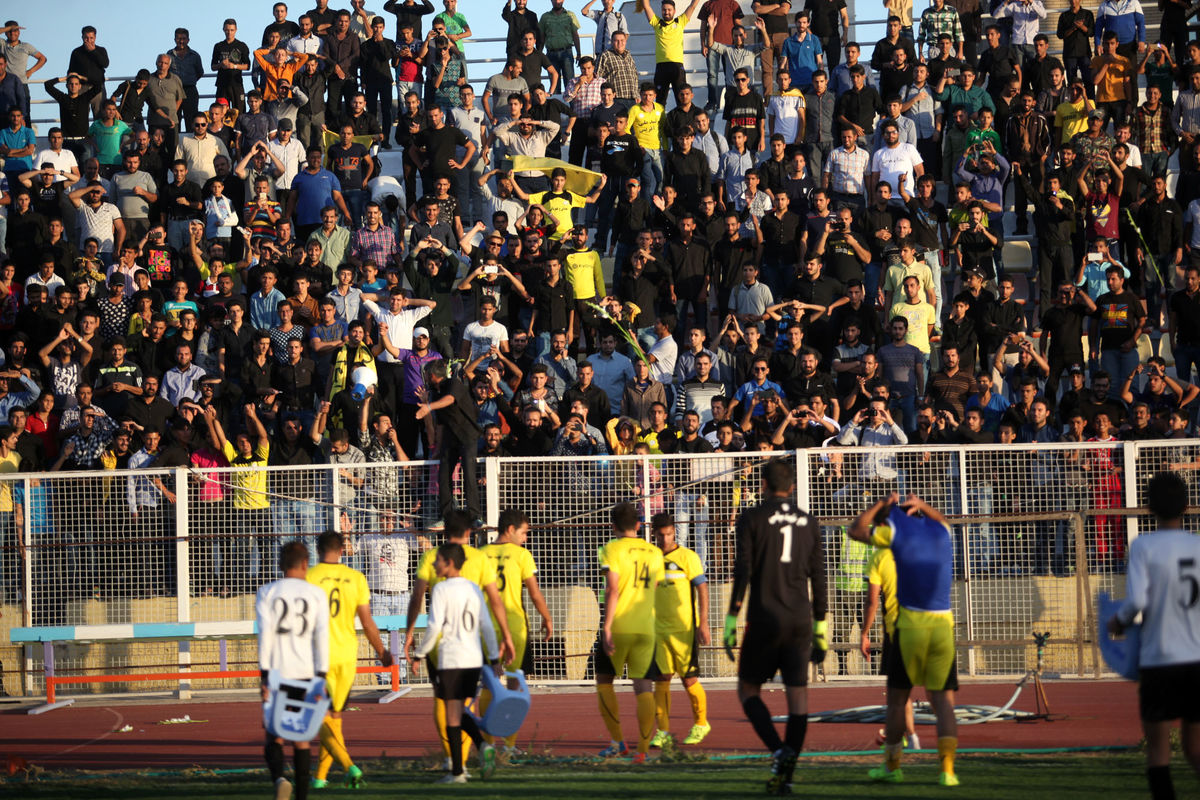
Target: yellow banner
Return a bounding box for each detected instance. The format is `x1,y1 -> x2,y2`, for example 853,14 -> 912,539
320,130 -> 376,169
510,156 -> 603,195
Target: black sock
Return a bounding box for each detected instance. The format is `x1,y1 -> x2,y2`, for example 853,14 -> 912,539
293,746 -> 311,799
461,713 -> 484,747
264,737 -> 284,782
1148,766 -> 1175,800
741,696 -> 783,752
448,724 -> 464,775
785,714 -> 808,753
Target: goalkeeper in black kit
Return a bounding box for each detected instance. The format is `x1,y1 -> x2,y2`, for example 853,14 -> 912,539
723,459 -> 828,796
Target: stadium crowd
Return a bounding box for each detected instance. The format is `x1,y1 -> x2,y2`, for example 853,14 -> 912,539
0,0 -> 1196,591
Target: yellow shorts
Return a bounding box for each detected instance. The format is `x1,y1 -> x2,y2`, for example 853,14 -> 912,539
326,659 -> 356,711
595,631 -> 656,679
507,623 -> 528,672
654,630 -> 699,679
889,610 -> 958,692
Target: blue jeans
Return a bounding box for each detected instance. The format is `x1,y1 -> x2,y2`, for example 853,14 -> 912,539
967,485 -> 995,575
864,261 -> 882,307
272,498 -> 320,563
1144,151 -> 1170,178
1101,347 -> 1141,398
641,149 -> 663,198
705,48 -> 724,110
674,490 -> 710,566
547,49 -> 575,88
343,189 -> 367,229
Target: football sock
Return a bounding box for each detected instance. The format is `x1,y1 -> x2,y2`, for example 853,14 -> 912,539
1147,766 -> 1175,800
885,741 -> 904,772
636,691 -> 657,753
435,698 -> 473,759
654,681 -> 671,732
461,713 -> 485,747
316,747 -> 333,781
477,688 -> 495,744
741,696 -> 783,752
504,732 -> 519,748
937,736 -> 957,776
785,714 -> 808,753
293,745 -> 311,799
685,681 -> 708,726
319,717 -> 352,769
596,683 -> 624,742
447,724 -> 464,776
264,737 -> 285,782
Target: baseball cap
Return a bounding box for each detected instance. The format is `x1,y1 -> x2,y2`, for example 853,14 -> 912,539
413,327 -> 430,339
277,118 -> 294,131
1088,108 -> 1106,120
963,266 -> 986,279
1068,363 -> 1085,375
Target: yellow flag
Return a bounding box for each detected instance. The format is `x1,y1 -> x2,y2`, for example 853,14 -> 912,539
321,129 -> 376,168
510,156 -> 603,195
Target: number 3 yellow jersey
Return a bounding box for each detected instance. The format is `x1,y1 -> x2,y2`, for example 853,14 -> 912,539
306,562 -> 370,665
417,543 -> 499,590
482,542 -> 537,630
656,545 -> 706,635
599,536 -> 665,636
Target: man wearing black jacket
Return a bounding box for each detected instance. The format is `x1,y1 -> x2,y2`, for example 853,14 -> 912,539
1014,163 -> 1074,315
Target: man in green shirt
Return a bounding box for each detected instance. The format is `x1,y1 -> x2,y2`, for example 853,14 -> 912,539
541,0 -> 583,87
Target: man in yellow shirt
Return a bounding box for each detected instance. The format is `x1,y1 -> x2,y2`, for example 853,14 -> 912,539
860,546 -> 920,750
647,513 -> 711,748
640,0 -> 703,105
563,224 -> 607,351
888,275 -> 936,360
209,404 -> 270,593
595,501 -> 665,762
307,531 -> 393,789
1092,32 -> 1135,129
479,508 -> 554,753
512,167 -> 607,240
1054,80 -> 1092,145
627,82 -> 666,196
404,509 -> 515,767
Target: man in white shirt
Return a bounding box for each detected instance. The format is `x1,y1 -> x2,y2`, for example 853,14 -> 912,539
1109,470 -> 1200,800
460,296 -> 509,368
256,540 -> 330,800
363,285 -> 435,414
647,315 -> 679,386
175,112 -> 231,185
869,120 -> 924,197
35,129 -> 80,184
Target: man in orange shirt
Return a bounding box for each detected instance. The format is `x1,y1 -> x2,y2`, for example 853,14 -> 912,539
253,45 -> 311,101
1092,31 -> 1135,129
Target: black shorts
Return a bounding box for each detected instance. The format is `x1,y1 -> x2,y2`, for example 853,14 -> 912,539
738,623 -> 812,687
880,630 -> 897,678
1140,661 -> 1200,723
431,665 -> 481,701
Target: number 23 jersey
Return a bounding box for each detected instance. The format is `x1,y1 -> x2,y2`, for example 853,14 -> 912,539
256,577 -> 331,680
599,536 -> 665,636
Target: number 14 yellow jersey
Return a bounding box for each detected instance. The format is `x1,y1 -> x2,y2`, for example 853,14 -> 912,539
599,536 -> 665,636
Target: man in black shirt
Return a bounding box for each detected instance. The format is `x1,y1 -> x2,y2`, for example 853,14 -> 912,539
68,26 -> 109,118
1170,266 -> 1200,386
977,25 -> 1021,107
723,459 -> 826,795
413,106 -> 472,187
1039,280 -> 1096,400
417,359 -> 482,522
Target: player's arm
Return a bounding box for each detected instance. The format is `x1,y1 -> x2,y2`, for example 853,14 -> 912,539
602,567 -> 619,656
694,576 -> 710,646
414,583 -> 443,659
860,581 -> 881,657
899,492 -> 947,526
524,574 -> 554,640
312,590 -> 331,681
847,492 -> 899,543
255,589 -> 275,700
477,586 -> 502,667
356,602 -> 394,668
403,576 -> 430,664
1111,543 -> 1148,634
482,581 -> 516,664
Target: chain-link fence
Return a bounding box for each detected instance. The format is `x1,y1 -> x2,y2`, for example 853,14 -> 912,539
0,441 -> 1178,697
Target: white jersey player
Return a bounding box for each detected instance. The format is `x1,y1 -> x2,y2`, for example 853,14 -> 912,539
256,541 -> 330,797
1109,472 -> 1200,800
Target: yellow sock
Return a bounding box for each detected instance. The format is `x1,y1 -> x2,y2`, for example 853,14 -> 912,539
504,732 -> 519,748
596,683 -> 624,742
653,682 -> 671,732
478,688 -> 495,745
316,747 -> 334,781
434,698 -> 472,759
685,681 -> 707,727
938,736 -> 957,775
885,741 -> 904,772
318,718 -> 352,770
635,691 -> 656,754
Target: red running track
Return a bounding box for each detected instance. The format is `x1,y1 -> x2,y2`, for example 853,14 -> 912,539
0,681 -> 1140,771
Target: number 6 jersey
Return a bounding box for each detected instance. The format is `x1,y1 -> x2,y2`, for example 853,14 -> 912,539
257,577 -> 331,681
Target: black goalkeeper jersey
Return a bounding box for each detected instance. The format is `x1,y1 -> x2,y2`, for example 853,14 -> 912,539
731,495 -> 827,638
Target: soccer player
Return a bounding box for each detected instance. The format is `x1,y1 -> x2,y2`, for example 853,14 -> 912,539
306,531 -> 393,789
847,492 -> 959,787
594,501 -> 666,763
1108,471 -> 1200,800
479,508 -> 554,754
256,540 -> 329,800
416,543 -> 503,784
403,509 -> 514,768
860,545 -> 920,750
648,512 -> 712,748
723,458 -> 827,796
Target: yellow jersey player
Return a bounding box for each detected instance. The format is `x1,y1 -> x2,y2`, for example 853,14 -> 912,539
848,492 -> 960,787
648,512 -> 711,748
306,531 -> 392,789
860,546 -> 920,750
479,508 -> 554,754
595,502 -> 665,763
404,509 -> 514,770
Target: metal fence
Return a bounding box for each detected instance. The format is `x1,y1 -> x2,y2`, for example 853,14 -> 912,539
3,439 -> 1196,698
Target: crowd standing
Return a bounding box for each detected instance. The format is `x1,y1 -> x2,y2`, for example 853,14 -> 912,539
0,0 -> 1196,599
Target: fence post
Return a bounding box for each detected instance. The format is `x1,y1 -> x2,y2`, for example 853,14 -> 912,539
957,450 -> 976,677
1072,511 -> 1095,677
1122,442 -> 1140,549
641,454 -> 651,534
174,468 -> 192,700
795,450 -> 810,511
21,476 -> 32,697
330,466 -> 343,532
485,457 -> 500,541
